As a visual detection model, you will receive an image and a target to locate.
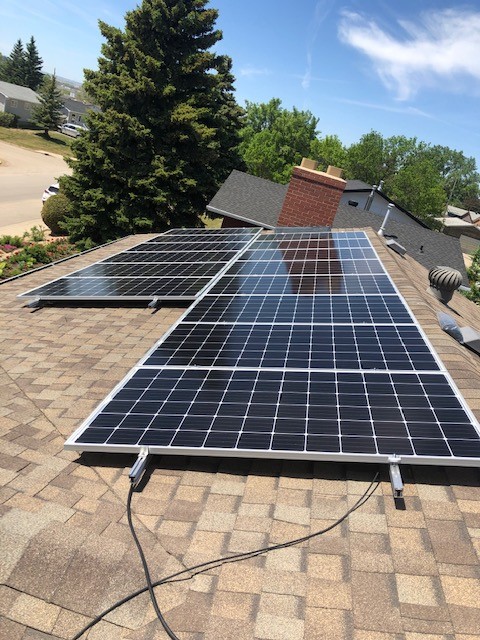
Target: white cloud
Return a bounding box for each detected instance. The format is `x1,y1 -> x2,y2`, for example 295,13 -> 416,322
338,8 -> 480,99
239,66 -> 270,78
302,0 -> 334,90
336,97 -> 433,118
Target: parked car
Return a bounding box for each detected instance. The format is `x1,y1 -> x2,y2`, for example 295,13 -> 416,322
42,182 -> 60,203
59,123 -> 87,138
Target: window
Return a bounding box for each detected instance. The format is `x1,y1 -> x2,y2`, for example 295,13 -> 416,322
24,102 -> 31,111
10,99 -> 18,108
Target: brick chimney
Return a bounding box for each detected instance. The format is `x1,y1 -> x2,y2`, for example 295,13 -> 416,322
278,159 -> 346,227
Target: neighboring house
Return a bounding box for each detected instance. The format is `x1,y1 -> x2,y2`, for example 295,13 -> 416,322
207,166 -> 469,283
341,180 -> 430,228
445,204 -> 480,227
0,80 -> 39,123
60,97 -> 100,125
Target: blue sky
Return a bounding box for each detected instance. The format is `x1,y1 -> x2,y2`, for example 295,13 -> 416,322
1,0 -> 480,168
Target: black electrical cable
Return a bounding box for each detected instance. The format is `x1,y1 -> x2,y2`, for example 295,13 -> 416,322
72,471 -> 380,640
126,483 -> 180,640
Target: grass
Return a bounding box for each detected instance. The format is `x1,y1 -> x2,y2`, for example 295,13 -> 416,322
0,127 -> 73,157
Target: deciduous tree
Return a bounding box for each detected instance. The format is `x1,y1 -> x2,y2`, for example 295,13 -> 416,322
239,99 -> 319,183
60,0 -> 243,247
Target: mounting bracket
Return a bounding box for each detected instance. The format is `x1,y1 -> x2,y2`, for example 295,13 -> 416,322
27,297 -> 42,309
129,447 -> 151,488
388,455 -> 403,498
148,297 -> 160,309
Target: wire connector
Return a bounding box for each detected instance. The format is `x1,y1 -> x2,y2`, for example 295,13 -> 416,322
129,447 -> 150,488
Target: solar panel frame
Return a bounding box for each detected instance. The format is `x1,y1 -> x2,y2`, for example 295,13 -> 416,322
64,230 -> 480,466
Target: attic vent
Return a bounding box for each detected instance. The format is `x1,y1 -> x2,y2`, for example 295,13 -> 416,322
428,266 -> 462,304
385,239 -> 407,256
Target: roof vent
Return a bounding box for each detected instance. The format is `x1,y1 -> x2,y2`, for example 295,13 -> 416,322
428,266 -> 462,304
385,239 -> 407,256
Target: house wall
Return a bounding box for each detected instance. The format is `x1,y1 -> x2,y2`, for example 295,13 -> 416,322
4,98 -> 36,123
0,94 -> 5,111
341,191 -> 418,227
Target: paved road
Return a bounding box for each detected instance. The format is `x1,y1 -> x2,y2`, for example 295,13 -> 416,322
0,141 -> 71,233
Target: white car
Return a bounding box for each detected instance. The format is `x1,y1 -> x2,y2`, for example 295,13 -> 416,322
59,123 -> 87,138
42,182 -> 60,203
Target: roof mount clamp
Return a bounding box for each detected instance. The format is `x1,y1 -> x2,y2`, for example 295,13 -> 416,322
148,297 -> 160,309
27,297 -> 42,309
388,455 -> 404,500
129,447 -> 151,488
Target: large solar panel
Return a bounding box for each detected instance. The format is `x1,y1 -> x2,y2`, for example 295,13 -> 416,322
19,228 -> 260,302
65,230 -> 480,466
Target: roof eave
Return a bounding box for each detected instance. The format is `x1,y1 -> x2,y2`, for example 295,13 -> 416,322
206,205 -> 274,229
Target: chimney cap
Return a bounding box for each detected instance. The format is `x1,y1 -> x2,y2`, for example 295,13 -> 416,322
300,158 -> 318,171
326,165 -> 344,179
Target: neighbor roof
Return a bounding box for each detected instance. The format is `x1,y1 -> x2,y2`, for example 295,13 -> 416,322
62,97 -> 100,114
207,169 -> 288,228
207,170 -> 468,283
1,231 -> 480,638
0,80 -> 39,103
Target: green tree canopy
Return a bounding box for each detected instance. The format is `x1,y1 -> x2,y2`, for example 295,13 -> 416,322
344,131 -> 479,224
61,0 -> 243,247
0,37 -> 44,89
310,134 -> 347,172
24,37 -> 43,90
239,98 -> 319,183
1,39 -> 26,86
32,72 -> 64,136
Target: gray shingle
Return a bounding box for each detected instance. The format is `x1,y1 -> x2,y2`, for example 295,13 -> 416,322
207,170 -> 287,228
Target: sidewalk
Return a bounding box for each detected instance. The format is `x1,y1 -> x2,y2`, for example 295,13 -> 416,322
0,217 -> 47,237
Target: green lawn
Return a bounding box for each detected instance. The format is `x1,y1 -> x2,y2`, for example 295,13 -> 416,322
0,127 -> 73,157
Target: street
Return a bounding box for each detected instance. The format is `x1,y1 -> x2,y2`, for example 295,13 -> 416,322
0,141 -> 71,234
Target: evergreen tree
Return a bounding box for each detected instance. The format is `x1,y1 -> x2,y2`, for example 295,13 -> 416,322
1,39 -> 25,85
60,0 -> 243,247
32,73 -> 64,136
24,37 -> 43,90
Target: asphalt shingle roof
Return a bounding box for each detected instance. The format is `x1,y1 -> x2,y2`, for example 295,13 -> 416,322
1,231 -> 480,638
0,80 -> 39,103
207,169 -> 288,228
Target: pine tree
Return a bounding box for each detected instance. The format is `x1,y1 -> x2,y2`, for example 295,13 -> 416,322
1,39 -> 26,86
60,0 -> 243,247
24,37 -> 43,90
32,73 -> 64,136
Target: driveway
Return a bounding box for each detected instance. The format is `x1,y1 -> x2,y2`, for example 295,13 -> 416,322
0,141 -> 71,235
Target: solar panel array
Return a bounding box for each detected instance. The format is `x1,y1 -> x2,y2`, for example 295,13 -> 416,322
66,230 -> 480,466
19,228 -> 260,302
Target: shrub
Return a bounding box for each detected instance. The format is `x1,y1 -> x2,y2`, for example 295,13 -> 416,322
23,226 -> 46,242
41,193 -> 70,235
0,234 -> 24,248
0,112 -> 18,127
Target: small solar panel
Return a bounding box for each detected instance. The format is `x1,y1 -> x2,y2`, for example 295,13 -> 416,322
65,230 -> 480,466
19,228 -> 261,302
